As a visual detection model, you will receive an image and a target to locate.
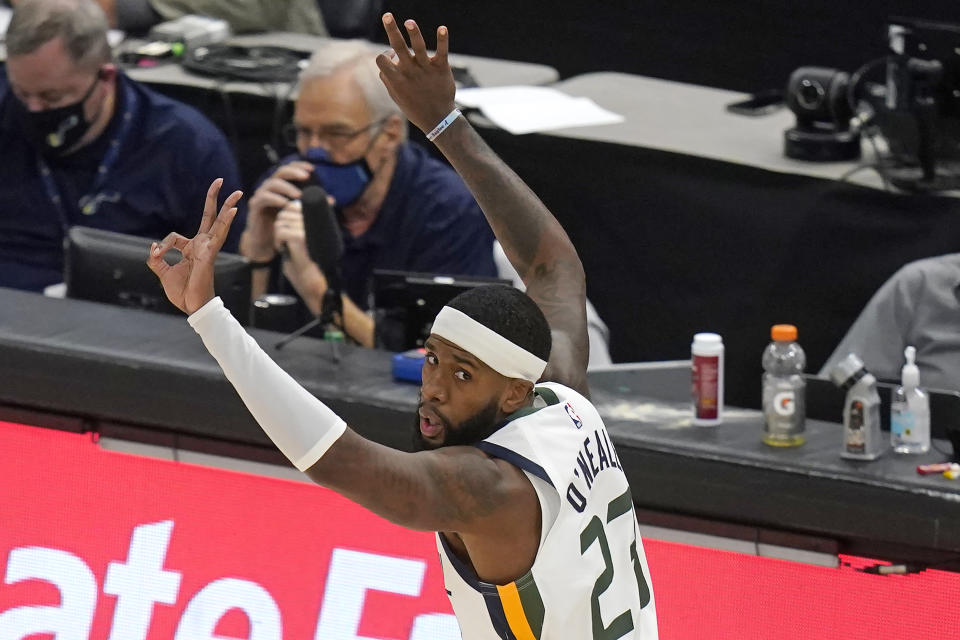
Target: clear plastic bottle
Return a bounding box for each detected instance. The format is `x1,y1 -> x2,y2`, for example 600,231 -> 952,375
891,346 -> 931,454
761,324 -> 806,446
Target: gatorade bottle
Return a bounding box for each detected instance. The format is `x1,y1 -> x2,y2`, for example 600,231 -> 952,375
761,324 -> 806,446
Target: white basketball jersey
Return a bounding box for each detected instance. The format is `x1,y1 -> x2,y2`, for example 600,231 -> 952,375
436,382 -> 658,640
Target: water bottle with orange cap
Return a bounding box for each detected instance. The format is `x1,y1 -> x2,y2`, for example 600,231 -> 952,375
761,324 -> 806,446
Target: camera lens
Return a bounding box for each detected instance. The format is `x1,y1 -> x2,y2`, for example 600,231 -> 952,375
798,78 -> 825,110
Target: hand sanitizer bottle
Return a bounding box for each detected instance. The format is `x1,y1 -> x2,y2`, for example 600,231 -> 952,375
891,346 -> 930,454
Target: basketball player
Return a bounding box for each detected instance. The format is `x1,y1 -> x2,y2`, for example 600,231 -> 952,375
147,13 -> 658,639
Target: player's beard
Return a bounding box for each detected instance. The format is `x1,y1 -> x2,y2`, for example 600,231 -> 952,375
412,399 -> 502,451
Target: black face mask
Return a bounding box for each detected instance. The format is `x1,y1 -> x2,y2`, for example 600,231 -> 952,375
16,75 -> 101,157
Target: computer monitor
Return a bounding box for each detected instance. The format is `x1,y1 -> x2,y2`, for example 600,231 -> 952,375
65,226 -> 252,325
371,269 -> 512,352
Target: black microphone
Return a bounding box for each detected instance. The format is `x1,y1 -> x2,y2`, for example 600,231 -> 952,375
300,185 -> 344,325
301,185 -> 342,283
281,171 -> 322,262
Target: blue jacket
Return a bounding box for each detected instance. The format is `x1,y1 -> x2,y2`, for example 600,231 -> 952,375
0,71 -> 246,291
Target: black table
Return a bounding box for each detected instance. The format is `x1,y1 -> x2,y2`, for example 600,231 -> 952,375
1,288 -> 958,570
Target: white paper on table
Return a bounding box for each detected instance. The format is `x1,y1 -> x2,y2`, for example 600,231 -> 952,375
480,96 -> 623,135
455,85 -> 624,135
456,86 -> 573,109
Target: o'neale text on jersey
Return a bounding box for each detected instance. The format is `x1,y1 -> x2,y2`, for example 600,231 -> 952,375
565,427 -> 623,512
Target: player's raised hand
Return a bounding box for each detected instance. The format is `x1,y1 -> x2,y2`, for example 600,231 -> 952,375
375,13 -> 456,135
147,178 -> 243,315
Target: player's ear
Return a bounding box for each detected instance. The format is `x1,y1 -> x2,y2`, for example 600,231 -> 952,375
500,379 -> 534,415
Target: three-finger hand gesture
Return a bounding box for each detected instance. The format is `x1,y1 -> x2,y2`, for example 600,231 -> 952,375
147,178 -> 244,315
375,13 -> 456,135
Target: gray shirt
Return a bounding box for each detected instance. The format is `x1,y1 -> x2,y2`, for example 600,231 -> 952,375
819,253 -> 960,391
118,0 -> 328,35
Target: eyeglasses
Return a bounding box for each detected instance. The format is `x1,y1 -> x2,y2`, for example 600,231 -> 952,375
282,118 -> 386,149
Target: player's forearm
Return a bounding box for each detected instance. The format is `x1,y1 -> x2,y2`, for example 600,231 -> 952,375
307,430 -> 454,531
187,272 -> 500,533
431,118 -> 585,290
308,430 -> 501,533
187,298 -> 447,528
188,297 -> 345,471
432,117 -> 590,388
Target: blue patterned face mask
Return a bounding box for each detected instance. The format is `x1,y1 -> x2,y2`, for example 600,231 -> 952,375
302,147 -> 372,207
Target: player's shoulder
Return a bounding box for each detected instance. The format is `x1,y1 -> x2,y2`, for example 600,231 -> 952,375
434,444 -> 537,508
537,381 -> 594,412
490,382 -> 599,444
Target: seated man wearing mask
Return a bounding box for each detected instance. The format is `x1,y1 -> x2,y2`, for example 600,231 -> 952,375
0,0 -> 245,293
240,40 -> 496,347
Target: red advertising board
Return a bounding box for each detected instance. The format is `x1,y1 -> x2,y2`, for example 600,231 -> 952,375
0,419 -> 958,639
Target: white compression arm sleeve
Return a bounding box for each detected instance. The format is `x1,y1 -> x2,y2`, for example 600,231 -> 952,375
187,297 -> 346,471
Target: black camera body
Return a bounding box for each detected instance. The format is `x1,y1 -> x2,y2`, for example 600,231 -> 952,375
880,18 -> 960,191
783,67 -> 862,161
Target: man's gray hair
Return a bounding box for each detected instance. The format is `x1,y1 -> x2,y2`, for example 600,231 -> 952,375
300,40 -> 406,137
6,0 -> 111,69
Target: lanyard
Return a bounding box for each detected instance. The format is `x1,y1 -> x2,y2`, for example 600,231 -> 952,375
36,80 -> 136,230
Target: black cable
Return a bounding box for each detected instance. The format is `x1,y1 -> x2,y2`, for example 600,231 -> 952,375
212,78 -> 240,160
836,162 -> 889,191
847,56 -> 891,115
838,163 -> 872,183
266,78 -> 298,164
182,45 -> 305,83
835,116 -> 892,191
836,130 -> 891,191
839,56 -> 897,192
863,126 -> 892,192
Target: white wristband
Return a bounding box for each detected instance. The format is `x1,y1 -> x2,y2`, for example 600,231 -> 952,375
426,108 -> 463,141
188,297 -> 346,472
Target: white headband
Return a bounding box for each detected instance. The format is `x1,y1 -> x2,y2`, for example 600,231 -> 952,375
430,306 -> 547,383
